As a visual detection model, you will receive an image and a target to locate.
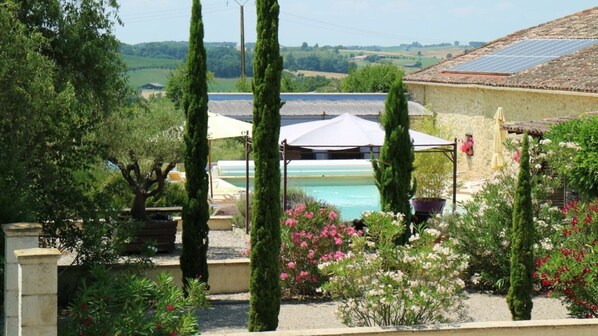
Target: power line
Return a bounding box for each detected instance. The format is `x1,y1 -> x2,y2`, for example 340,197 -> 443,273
279,10 -> 446,44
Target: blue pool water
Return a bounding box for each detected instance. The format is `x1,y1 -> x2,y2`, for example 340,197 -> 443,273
288,176 -> 380,220
223,176 -> 380,221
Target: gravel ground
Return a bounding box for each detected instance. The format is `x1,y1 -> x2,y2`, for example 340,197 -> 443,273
198,292 -> 570,334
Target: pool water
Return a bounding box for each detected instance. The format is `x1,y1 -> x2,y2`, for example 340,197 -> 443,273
223,176 -> 380,221
288,176 -> 380,220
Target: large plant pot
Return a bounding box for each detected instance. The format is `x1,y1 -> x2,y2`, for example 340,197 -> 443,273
124,218 -> 177,254
411,198 -> 446,225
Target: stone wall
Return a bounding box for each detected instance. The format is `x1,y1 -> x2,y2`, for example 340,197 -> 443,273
406,83 -> 598,179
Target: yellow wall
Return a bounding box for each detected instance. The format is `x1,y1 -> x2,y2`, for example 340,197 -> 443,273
406,83 -> 598,179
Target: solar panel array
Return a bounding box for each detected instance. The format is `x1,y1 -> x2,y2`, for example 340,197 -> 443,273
448,39 -> 598,74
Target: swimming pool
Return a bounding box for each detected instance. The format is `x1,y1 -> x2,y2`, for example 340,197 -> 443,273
216,160 -> 380,220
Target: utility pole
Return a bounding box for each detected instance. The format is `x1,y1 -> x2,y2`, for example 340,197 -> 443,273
233,0 -> 249,80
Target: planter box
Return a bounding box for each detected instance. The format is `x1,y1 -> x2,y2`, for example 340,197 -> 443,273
124,220 -> 177,253
173,215 -> 234,231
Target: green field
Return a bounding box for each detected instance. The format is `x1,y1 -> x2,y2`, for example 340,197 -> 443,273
122,54 -> 181,71
209,77 -> 247,92
127,67 -> 245,92
127,68 -> 173,89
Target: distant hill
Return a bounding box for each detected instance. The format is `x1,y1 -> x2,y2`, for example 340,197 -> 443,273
120,41 -> 474,89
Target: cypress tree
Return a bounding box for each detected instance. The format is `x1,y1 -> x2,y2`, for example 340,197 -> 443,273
507,134 -> 534,320
248,0 -> 283,331
372,76 -> 415,244
180,0 -> 210,289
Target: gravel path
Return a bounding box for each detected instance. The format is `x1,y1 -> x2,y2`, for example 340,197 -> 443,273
198,292 -> 570,334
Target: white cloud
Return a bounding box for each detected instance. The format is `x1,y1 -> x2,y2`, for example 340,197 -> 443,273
496,2 -> 515,10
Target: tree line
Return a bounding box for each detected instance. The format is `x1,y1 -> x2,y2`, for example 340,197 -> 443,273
120,41 -> 353,77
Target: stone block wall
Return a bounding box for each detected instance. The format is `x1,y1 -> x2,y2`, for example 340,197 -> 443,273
406,83 -> 598,179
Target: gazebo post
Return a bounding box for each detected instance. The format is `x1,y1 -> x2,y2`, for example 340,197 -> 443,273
281,140 -> 288,210
245,134 -> 251,235
452,138 -> 458,212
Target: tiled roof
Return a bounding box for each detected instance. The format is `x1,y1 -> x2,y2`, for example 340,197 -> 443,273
503,111 -> 598,136
404,7 -> 598,93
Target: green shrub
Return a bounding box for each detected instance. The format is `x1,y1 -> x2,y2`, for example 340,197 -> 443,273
544,116 -> 598,199
65,266 -> 208,336
322,211 -> 468,326
147,182 -> 187,208
444,137 -> 563,292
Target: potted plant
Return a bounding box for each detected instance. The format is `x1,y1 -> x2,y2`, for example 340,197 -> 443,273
411,113 -> 452,224
102,96 -> 184,253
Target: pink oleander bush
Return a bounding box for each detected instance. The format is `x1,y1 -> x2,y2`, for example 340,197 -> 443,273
321,211 -> 468,327
536,199 -> 598,318
279,201 -> 360,297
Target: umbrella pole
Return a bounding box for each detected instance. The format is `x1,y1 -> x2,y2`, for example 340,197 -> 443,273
209,140 -> 213,199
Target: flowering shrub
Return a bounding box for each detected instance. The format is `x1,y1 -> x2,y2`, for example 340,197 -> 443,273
536,199 -> 598,318
544,117 -> 598,198
321,211 -> 468,327
279,201 -> 358,297
443,137 -> 564,292
66,266 -> 208,336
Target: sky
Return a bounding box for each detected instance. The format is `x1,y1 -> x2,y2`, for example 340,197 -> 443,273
114,0 -> 597,46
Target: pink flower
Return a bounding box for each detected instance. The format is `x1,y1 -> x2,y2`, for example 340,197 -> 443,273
328,211 -> 338,221
295,203 -> 306,213
300,241 -> 308,248
287,261 -> 296,269
285,218 -> 297,227
307,249 -> 315,259
292,232 -> 301,244
334,251 -> 346,260
513,149 -> 521,163
280,272 -> 289,280
334,237 -> 343,245
300,270 -> 309,279
304,211 -> 314,219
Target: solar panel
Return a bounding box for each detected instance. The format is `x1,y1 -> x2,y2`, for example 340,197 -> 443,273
448,39 -> 598,74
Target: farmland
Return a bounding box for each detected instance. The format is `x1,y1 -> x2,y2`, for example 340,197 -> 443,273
120,41 -> 470,90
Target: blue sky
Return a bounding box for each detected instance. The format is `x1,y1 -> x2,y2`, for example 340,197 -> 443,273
114,1 -> 597,46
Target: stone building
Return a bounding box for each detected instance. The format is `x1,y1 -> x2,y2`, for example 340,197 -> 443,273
404,7 -> 598,179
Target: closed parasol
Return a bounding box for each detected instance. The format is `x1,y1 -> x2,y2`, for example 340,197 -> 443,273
491,107 -> 508,170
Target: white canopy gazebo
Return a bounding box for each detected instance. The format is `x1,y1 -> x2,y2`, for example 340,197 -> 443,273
279,112 -> 454,151
242,113 -> 457,232
276,113 -> 458,212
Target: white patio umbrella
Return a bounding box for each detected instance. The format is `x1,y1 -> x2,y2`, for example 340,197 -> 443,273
207,112 -> 252,197
279,113 -> 453,150
491,107 -> 508,170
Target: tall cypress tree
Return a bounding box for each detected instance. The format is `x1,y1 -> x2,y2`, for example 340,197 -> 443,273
372,76 -> 415,244
507,134 -> 534,320
248,0 -> 283,331
180,0 -> 210,288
